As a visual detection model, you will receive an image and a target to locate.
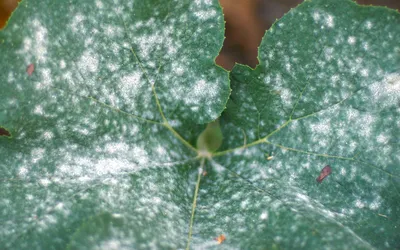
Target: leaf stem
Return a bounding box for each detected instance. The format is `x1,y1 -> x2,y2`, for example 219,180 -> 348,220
151,84 -> 168,124
163,123 -> 198,153
185,158 -> 205,250
212,137 -> 266,157
212,120 -> 291,157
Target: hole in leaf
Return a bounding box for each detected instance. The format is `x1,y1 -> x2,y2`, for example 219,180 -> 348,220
0,127 -> 11,137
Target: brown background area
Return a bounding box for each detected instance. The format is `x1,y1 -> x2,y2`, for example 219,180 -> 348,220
217,0 -> 400,69
0,0 -> 399,70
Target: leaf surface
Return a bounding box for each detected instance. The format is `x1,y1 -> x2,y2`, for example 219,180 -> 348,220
1,0 -> 400,249
0,0 -> 228,249
210,0 -> 400,249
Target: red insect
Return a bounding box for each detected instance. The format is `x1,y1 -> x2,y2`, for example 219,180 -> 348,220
316,165 -> 332,183
26,63 -> 34,76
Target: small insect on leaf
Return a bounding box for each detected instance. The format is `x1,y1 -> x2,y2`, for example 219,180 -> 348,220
265,153 -> 274,160
316,165 -> 332,183
26,63 -> 34,76
215,234 -> 226,244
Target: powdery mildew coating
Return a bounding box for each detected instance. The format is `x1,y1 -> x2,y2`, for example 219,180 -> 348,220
217,0 -> 399,248
0,0 -> 228,249
0,0 -> 399,249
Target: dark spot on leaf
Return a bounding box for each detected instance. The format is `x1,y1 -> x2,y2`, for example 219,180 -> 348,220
316,165 -> 331,183
0,127 -> 11,137
26,63 -> 34,76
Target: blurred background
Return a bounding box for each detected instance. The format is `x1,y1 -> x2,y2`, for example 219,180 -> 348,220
1,0 -> 399,70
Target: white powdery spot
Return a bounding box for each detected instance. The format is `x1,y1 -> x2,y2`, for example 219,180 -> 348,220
18,167 -> 29,177
369,197 -> 381,210
107,63 -> 118,72
96,0 -> 104,9
134,19 -> 181,59
325,14 -> 334,28
78,51 -> 99,73
347,36 -> 356,45
260,211 -> 269,220
33,105 -> 44,115
55,202 -> 64,211
93,159 -> 136,176
169,120 -> 182,127
331,74 -> 340,83
54,143 -> 149,184
312,11 -> 321,21
285,63 -> 291,72
97,239 -> 133,250
103,24 -> 123,37
324,47 -> 334,61
43,131 -> 54,140
346,109 -> 375,138
184,79 -> 218,106
155,146 -> 167,157
39,178 -> 51,187
376,133 -> 389,144
120,72 -> 141,96
129,145 -> 149,165
16,19 -> 48,64
310,118 -> 331,136
369,73 -> 400,108
360,69 -> 369,77
362,42 -> 369,51
59,60 -> 66,69
35,68 -> 53,90
194,9 -> 217,20
296,193 -> 310,203
312,11 -> 334,28
280,87 -> 293,106
70,13 -> 85,33
355,199 -> 365,208
173,63 -> 185,76
104,142 -> 129,154
194,0 -> 213,5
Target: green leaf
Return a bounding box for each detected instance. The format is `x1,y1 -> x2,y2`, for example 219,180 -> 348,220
212,0 -> 400,249
1,0 -> 400,250
0,0 -> 228,249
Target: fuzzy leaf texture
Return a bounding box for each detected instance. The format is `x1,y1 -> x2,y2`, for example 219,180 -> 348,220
1,0 -> 400,249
